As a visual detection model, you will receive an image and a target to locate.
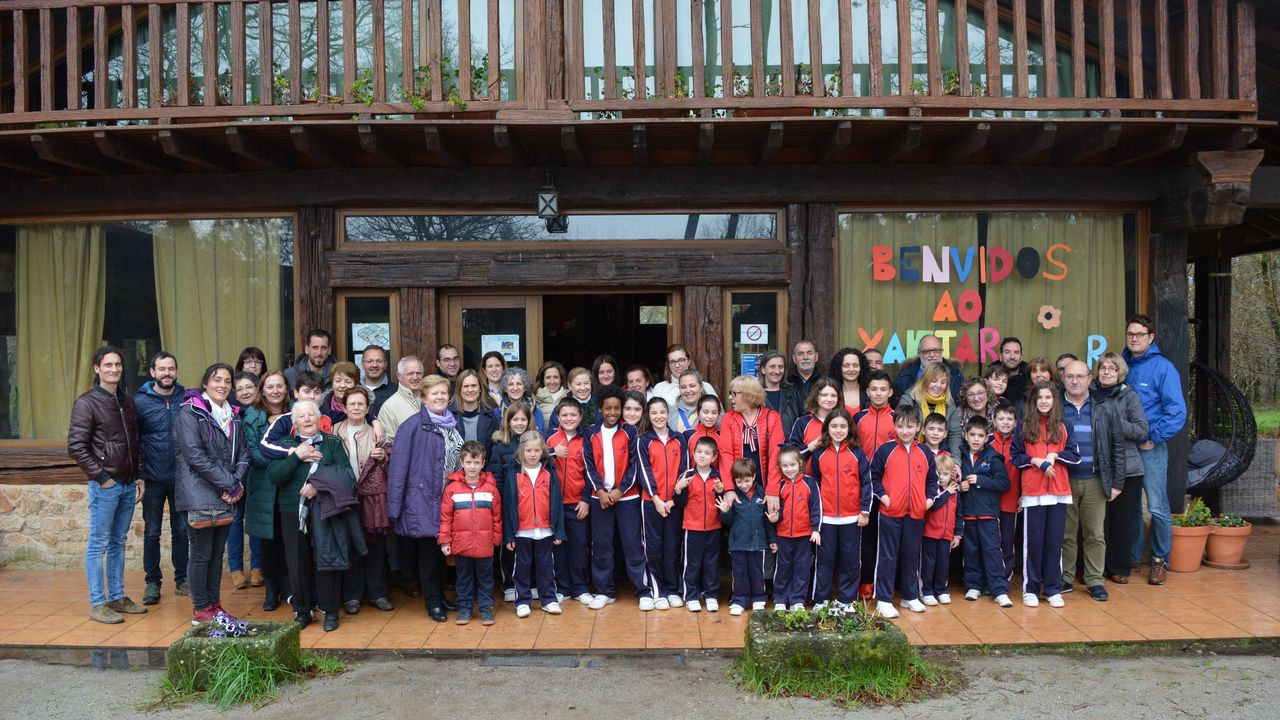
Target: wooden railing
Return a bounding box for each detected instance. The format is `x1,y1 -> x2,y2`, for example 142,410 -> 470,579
0,0 -> 1259,125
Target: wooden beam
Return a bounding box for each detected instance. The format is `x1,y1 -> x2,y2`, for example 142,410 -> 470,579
493,125 -> 529,167
424,125 -> 464,167
1113,123 -> 1187,166
817,120 -> 852,165
1152,230 -> 1190,513
358,124 -> 408,169
877,122 -> 922,164
226,126 -> 294,171
158,129 -> 232,172
93,131 -> 175,173
290,126 -> 349,170
31,134 -> 117,175
757,122 -> 784,165
632,124 -> 649,167
999,122 -> 1058,164
938,122 -> 990,164
696,123 -> 714,167
1053,123 -> 1122,165
560,125 -> 585,168
0,148 -> 56,177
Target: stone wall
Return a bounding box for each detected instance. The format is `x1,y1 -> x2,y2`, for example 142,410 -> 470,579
0,484 -> 176,569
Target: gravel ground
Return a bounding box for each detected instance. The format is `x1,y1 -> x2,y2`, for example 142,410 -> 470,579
1,651 -> 1278,719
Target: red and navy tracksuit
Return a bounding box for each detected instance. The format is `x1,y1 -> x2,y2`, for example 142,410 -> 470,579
439,472 -> 502,613
721,486 -> 775,607
583,422 -> 657,600
787,413 -> 826,451
959,445 -> 1011,596
1011,418 -> 1080,598
636,430 -> 689,599
774,473 -> 821,606
854,404 -> 896,589
989,431 -> 1023,581
501,462 -> 566,608
683,423 -> 718,446
869,439 -> 939,603
718,408 -> 785,499
676,467 -> 723,602
808,441 -> 872,604
547,428 -> 591,599
921,487 -> 961,598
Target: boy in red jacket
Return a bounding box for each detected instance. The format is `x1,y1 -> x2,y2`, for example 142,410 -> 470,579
869,405 -> 939,619
854,369 -> 896,601
548,398 -> 593,606
989,402 -> 1022,583
439,441 -> 502,626
673,437 -> 723,612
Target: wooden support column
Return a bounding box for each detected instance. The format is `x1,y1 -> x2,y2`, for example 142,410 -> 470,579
683,286 -> 724,391
803,204 -> 837,358
1193,253 -> 1232,513
1153,231 -> 1191,514
399,287 -> 438,366
785,203 -> 809,357
296,207 -> 337,354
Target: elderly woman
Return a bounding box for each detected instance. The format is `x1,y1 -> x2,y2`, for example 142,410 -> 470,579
334,386 -> 394,614
497,366 -> 545,433
266,398 -> 353,630
387,374 -> 464,622
717,375 -> 786,512
174,363 -> 248,626
244,370 -> 291,610
1092,352 -> 1150,585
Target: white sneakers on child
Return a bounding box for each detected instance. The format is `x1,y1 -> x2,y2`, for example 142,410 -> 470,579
667,594 -> 684,608
729,604 -> 745,616
654,597 -> 670,611
576,593 -> 595,606
1022,593 -> 1040,607
964,589 -> 981,601
588,594 -> 615,610
788,603 -> 805,612
773,603 -> 787,612
1046,594 -> 1065,608
937,593 -> 952,605
515,604 -> 531,618
876,601 -> 900,618
687,600 -> 702,612
543,602 -> 562,615
995,594 -> 1014,608
751,601 -> 767,611
503,589 -> 517,603
705,599 -> 719,612
922,595 -> 939,606
900,598 -> 926,613
638,596 -> 656,612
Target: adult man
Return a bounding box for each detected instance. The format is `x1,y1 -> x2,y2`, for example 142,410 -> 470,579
134,351 -> 189,605
1060,360 -> 1110,602
987,337 -> 1029,405
785,340 -> 821,399
283,329 -> 334,390
67,347 -> 148,624
1122,314 -> 1187,586
891,334 -> 965,403
863,347 -> 885,373
651,344 -> 717,406
378,356 -> 426,443
435,344 -> 462,391
360,344 -> 396,414
1056,353 -> 1080,381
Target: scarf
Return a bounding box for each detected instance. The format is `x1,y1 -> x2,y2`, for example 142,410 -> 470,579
427,407 -> 457,429
923,390 -> 949,418
204,393 -> 233,437
1095,382 -> 1121,399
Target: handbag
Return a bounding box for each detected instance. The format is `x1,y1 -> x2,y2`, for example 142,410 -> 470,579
187,508 -> 235,529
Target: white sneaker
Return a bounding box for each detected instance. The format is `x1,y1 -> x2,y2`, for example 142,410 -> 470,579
1047,594 -> 1065,608
729,604 -> 744,616
515,604 -> 531,618
995,594 -> 1014,608
576,593 -> 595,606
531,589 -> 539,600
964,589 -> 981,601
705,599 -> 719,612
876,600 -> 900,618
503,588 -> 516,603
922,595 -> 938,606
900,598 -> 926,613
937,593 -> 952,605
687,600 -> 702,612
773,602 -> 787,612
587,594 -> 614,610
638,596 -> 655,612
654,597 -> 670,611
1022,593 -> 1040,607
667,594 -> 684,608
752,601 -> 767,611
788,603 -> 804,612
556,593 -> 566,603
543,602 -> 562,615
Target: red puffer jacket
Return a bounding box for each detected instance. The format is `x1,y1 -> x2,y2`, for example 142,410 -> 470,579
438,471 -> 502,558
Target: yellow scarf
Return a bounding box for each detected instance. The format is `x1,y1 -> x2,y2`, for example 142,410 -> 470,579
924,390 -> 948,417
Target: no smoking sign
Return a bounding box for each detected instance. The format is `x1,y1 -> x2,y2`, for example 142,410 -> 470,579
740,324 -> 769,344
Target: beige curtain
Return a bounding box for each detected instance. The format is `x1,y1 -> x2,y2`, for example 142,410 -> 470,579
984,213 -> 1127,366
16,224 -> 106,439
152,219 -> 282,387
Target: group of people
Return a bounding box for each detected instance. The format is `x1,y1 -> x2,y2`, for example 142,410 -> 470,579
68,313 -> 1185,630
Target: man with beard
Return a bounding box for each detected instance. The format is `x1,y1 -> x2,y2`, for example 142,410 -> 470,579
786,340 -> 821,399
134,351 -> 189,605
988,337 -> 1029,406
361,344 -> 396,414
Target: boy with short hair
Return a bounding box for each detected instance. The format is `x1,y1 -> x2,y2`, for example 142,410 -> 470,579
673,437 -> 724,612
854,369 -> 896,600
547,398 -> 593,605
922,412 -> 950,458
958,416 -> 1013,607
439,441 -> 502,625
869,405 -> 938,619
988,403 -> 1022,581
718,458 -> 776,615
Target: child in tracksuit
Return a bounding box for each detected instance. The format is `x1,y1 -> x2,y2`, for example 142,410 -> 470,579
502,431 -> 566,618
719,458 -> 776,615
636,397 -> 689,610
869,405 -> 939,619
771,444 -> 821,611
958,416 -> 1013,608
683,394 -> 721,445
547,398 -> 592,606
989,403 -> 1022,583
673,436 -> 723,611
439,441 -> 502,626
807,409 -> 871,607
920,455 -> 962,606
855,370 -> 896,601
490,403 -> 532,602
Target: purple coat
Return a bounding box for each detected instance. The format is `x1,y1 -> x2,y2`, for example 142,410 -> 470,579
386,407 -> 462,538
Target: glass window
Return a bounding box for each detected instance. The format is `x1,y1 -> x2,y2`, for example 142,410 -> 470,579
0,219 -> 294,440
344,213 -> 778,242
727,291 -> 782,381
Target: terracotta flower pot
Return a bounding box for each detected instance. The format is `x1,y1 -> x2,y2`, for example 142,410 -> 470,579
1205,522 -> 1253,567
1168,525 -> 1212,573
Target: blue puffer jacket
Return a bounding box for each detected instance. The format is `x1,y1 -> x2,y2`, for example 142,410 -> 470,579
134,380 -> 185,484
720,487 -> 777,552
386,408 -> 463,538
1122,342 -> 1187,445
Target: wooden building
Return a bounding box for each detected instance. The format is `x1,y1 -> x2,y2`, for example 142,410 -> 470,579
0,0 -> 1274,513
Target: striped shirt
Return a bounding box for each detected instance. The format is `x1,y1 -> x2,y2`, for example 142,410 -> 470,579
1063,398 -> 1096,478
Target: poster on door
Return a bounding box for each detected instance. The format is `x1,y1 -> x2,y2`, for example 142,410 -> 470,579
481,334 -> 521,362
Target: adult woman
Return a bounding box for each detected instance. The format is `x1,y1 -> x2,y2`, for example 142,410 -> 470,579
498,366 -> 545,433
896,362 -> 963,456
757,350 -> 803,437
669,369 -> 706,434
1092,353 -> 1149,585
829,348 -> 868,414
235,346 -> 268,379
333,387 -> 394,613
480,351 -> 507,408
592,354 -> 621,390
625,365 -> 654,398
1028,357 -> 1057,385
387,375 -> 463,622
533,361 -> 568,421
174,363 -> 248,625
226,371 -> 263,588
956,377 -> 995,426
266,399 -> 354,629
450,369 -> 498,453
320,361 -> 361,425
717,376 -> 785,511
243,370 -> 292,609
651,344 -> 717,406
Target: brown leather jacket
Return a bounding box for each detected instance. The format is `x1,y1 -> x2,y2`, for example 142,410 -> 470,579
67,385 -> 144,485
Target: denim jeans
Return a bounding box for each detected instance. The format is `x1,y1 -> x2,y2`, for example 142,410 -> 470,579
1131,443 -> 1173,563
85,481 -> 136,607
226,501 -> 262,573
186,521 -> 231,611
142,482 -> 188,586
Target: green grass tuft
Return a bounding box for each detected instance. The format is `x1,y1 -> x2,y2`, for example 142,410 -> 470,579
732,643 -> 951,707
148,645 -> 348,710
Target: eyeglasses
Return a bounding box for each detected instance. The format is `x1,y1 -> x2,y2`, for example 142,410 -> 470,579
919,346 -> 943,354
966,391 -> 988,399
668,357 -> 690,366
1125,331 -> 1151,339
438,356 -> 460,363
1063,374 -> 1090,381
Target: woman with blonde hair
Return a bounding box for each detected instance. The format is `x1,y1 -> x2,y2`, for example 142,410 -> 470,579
896,362 -> 963,456
717,376 -> 785,511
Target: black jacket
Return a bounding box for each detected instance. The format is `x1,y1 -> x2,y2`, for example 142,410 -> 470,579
134,380 -> 185,485
765,385 -> 806,442
67,385 -> 143,485
1090,382 -> 1149,495
307,465 -> 368,572
958,445 -> 1010,518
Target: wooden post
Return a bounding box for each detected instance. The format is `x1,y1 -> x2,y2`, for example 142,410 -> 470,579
400,287 -> 438,362
1194,253 -> 1231,513
296,207 -> 337,354
683,286 -> 724,391
785,203 -> 808,356
804,204 -> 836,358
1153,231 -> 1190,514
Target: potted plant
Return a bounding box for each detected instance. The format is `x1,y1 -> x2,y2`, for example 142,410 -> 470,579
1204,512 -> 1253,569
1168,496 -> 1213,573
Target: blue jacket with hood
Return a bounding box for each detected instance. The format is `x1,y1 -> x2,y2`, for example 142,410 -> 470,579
1122,342 -> 1187,445
134,380 -> 186,485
